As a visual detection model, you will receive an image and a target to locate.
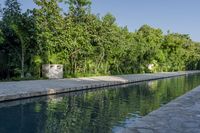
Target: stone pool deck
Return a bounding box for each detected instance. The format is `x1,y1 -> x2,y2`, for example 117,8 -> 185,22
121,78 -> 200,133
0,71 -> 199,102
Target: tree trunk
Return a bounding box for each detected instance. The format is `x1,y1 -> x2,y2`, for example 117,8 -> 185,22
21,54 -> 24,78
20,39 -> 25,78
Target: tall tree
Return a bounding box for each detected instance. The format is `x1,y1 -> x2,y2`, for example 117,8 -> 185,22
162,33 -> 192,71
1,0 -> 36,78
134,25 -> 164,72
1,0 -> 24,78
34,0 -> 65,63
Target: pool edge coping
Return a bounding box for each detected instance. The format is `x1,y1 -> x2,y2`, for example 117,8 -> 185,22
0,71 -> 200,103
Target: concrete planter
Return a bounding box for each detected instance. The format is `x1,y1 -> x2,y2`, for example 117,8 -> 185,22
42,64 -> 63,79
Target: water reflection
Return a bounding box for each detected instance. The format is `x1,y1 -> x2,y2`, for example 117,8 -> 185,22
0,74 -> 200,133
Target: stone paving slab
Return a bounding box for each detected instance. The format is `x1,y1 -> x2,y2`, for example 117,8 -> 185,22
0,71 -> 199,102
120,76 -> 200,133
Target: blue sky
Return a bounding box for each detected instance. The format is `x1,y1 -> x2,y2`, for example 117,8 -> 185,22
1,0 -> 199,42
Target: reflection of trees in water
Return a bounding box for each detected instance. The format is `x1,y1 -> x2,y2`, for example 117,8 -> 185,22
42,75 -> 200,133
0,74 -> 200,133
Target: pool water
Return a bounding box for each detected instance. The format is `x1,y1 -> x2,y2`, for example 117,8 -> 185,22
0,74 -> 200,133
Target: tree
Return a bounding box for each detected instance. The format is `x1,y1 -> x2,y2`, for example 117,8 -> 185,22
0,0 -> 200,80
0,0 -> 36,78
162,33 -> 192,71
134,25 -> 164,72
62,0 -> 93,75
34,0 -> 65,64
1,0 -> 24,78
66,0 -> 91,20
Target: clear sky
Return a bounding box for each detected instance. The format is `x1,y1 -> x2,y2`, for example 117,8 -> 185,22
0,0 -> 199,42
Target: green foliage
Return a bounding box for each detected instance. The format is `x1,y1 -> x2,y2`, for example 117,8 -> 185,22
0,0 -> 200,80
33,55 -> 42,65
0,0 -> 36,79
0,29 -> 4,44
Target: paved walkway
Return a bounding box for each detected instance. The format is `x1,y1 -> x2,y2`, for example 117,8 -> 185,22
121,84 -> 200,133
0,71 -> 199,102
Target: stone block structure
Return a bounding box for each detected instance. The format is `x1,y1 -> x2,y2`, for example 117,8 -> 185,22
42,64 -> 63,79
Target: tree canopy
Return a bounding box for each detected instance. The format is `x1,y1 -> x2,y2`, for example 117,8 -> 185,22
0,0 -> 200,80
